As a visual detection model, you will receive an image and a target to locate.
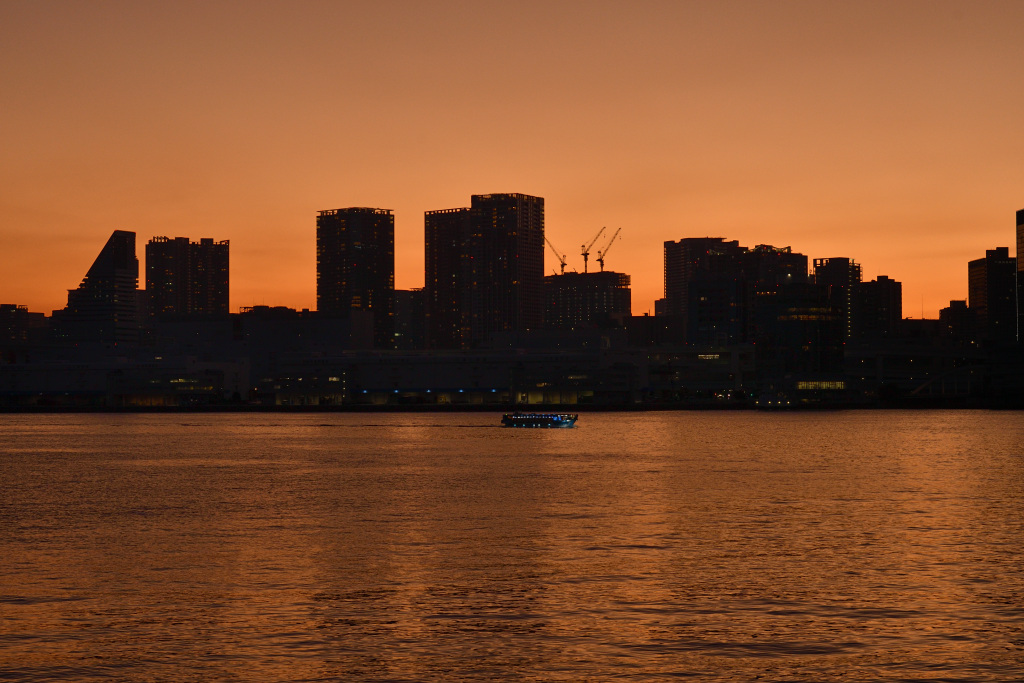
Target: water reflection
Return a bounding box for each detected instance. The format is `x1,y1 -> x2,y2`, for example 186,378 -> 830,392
1,411 -> 1022,680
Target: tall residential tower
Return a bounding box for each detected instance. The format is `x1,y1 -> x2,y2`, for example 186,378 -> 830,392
317,207 -> 395,348
424,207 -> 471,349
468,193 -> 545,344
424,193 -> 544,348
659,237 -> 745,319
813,257 -> 862,340
1016,209 -> 1023,343
146,236 -> 229,317
969,246 -> 1017,345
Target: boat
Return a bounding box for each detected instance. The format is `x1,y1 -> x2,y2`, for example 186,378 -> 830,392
501,412 -> 578,428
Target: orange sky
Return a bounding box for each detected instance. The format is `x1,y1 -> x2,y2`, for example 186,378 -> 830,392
2,1 -> 1023,317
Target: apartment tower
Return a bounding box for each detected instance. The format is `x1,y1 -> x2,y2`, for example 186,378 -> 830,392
424,193 -> 544,348
316,207 -> 395,348
146,236 -> 229,317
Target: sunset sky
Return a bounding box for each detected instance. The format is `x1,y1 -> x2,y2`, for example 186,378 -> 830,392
2,1 -> 1023,317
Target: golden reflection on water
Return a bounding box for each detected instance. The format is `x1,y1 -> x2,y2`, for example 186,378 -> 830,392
1,411 -> 1022,680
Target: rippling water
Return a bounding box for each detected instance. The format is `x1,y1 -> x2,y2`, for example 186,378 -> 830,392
2,410 -> 1023,681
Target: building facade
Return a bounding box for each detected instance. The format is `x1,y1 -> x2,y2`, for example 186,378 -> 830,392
969,246 -> 1017,345
1017,209 -> 1023,343
660,238 -> 745,320
543,271 -> 631,330
468,193 -> 544,345
853,275 -> 902,339
939,300 -> 974,341
53,230 -> 139,345
423,193 -> 544,348
754,281 -> 845,379
317,207 -> 395,348
394,288 -> 426,350
1,304 -> 47,351
424,207 -> 471,349
659,239 -> 808,346
146,236 -> 229,317
813,257 -> 862,340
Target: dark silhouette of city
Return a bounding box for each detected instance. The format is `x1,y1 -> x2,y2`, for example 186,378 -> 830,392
317,208 -> 395,349
1,193 -> 1022,410
147,236 -> 229,318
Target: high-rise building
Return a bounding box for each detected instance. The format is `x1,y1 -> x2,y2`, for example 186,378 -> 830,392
147,236 -> 189,315
468,193 -> 544,344
853,275 -> 902,339
423,193 -> 544,348
1016,209 -> 1023,343
424,207 -> 471,349
659,239 -> 808,345
969,247 -> 1017,345
317,207 -> 395,348
53,230 -> 139,345
543,271 -> 631,330
689,244 -> 809,347
190,238 -> 230,316
813,257 -> 862,340
146,236 -> 229,317
660,238 -> 744,319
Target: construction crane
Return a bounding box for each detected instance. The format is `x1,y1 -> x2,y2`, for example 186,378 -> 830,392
545,236 -> 568,275
595,228 -> 621,272
580,227 -> 605,274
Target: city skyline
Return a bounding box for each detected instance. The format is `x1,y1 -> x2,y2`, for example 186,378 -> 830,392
2,195 -> 1020,324
3,2 -> 1024,316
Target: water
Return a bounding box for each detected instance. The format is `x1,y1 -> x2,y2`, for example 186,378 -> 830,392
1,410 -> 1023,681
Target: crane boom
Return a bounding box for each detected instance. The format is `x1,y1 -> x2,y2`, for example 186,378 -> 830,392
545,236 -> 568,275
580,227 -> 606,274
595,228 -> 621,272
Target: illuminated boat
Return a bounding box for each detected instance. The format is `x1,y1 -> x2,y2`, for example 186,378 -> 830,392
501,412 -> 578,428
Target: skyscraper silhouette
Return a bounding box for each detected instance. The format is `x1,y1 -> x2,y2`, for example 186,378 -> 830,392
54,230 -> 139,345
317,207 -> 395,348
424,207 -> 471,349
660,238 -> 745,319
1016,209 -> 1023,343
813,257 -> 862,340
146,236 -> 229,317
969,247 -> 1017,345
658,238 -> 806,344
853,275 -> 902,339
424,194 -> 544,348
467,193 -> 544,345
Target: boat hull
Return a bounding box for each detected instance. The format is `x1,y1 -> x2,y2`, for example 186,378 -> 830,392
501,413 -> 578,428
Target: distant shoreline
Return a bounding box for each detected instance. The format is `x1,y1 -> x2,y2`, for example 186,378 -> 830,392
2,399 -> 1021,414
